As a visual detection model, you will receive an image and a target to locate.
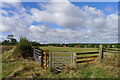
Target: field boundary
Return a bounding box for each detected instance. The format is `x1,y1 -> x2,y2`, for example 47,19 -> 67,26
33,45 -> 119,70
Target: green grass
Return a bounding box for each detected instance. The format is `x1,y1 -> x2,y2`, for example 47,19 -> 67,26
1,46 -> 119,78
40,47 -> 98,53
1,47 -> 42,78
74,66 -> 116,78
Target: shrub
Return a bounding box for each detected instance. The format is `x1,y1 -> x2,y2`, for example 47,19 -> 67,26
13,37 -> 33,58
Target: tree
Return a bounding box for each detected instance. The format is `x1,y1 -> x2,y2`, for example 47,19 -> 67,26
7,35 -> 14,41
2,40 -> 10,45
13,37 -> 33,58
30,41 -> 41,46
6,35 -> 17,45
60,43 -> 66,47
11,38 -> 18,45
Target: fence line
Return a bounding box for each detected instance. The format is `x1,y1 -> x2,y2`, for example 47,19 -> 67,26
33,45 -> 119,71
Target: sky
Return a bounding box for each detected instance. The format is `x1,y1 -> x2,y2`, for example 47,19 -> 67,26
0,0 -> 119,44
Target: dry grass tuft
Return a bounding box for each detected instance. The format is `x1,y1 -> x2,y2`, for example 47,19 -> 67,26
99,52 -> 119,77
1,46 -> 13,53
8,65 -> 34,78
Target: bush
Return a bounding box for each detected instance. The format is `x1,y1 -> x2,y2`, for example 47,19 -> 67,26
13,37 -> 33,58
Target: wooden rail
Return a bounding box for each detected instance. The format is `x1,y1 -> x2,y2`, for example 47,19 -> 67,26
76,55 -> 98,59
104,51 -> 120,53
76,59 -> 95,63
76,52 -> 99,55
75,53 -> 99,64
75,48 -> 100,64
104,49 -> 120,51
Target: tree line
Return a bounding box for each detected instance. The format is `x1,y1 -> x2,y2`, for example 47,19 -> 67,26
1,35 -> 41,46
1,35 -> 120,48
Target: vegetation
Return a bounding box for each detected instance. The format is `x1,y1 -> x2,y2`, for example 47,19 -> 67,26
13,37 -> 33,58
1,46 -> 118,79
1,35 -> 119,79
2,35 -> 18,45
30,41 -> 41,46
2,46 -> 13,53
40,47 -> 98,52
1,35 -> 41,46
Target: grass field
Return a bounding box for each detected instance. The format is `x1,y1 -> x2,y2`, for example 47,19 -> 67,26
1,46 -> 119,79
40,47 -> 98,52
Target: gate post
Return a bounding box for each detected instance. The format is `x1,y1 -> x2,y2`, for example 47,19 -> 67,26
43,52 -> 47,69
41,50 -> 43,67
99,44 -> 104,62
72,52 -> 76,67
49,52 -> 52,71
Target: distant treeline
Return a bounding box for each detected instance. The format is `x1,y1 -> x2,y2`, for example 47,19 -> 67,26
39,43 -> 120,48
1,35 -> 120,48
1,42 -> 120,48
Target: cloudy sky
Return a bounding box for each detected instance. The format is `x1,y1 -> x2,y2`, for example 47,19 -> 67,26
0,0 -> 118,43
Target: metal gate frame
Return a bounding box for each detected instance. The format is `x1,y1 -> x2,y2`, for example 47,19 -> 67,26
33,49 -> 43,66
49,52 -> 75,70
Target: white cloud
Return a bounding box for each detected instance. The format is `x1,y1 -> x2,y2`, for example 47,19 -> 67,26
1,2 -> 21,8
1,0 -> 21,2
0,9 -> 8,15
104,6 -> 114,12
0,0 -> 25,13
1,1 -> 118,43
28,24 -> 118,43
29,25 -> 96,43
31,2 -> 86,29
31,2 -> 110,31
0,11 -> 33,37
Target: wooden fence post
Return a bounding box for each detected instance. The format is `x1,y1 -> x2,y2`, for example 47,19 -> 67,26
41,50 -> 43,67
49,52 -> 52,71
44,52 -> 47,69
72,52 -> 76,67
99,44 -> 104,62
